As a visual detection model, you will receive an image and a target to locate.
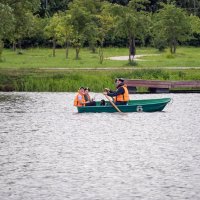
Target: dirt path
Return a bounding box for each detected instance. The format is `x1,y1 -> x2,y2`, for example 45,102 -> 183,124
106,54 -> 161,61
39,67 -> 200,71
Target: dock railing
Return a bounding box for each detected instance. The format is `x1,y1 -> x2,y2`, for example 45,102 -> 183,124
124,79 -> 200,93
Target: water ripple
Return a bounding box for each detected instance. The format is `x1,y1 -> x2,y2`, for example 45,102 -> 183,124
0,92 -> 200,200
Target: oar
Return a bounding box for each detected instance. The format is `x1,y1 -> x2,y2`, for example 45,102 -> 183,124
104,94 -> 122,113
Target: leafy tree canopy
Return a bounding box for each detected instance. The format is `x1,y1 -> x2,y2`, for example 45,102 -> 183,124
153,2 -> 193,53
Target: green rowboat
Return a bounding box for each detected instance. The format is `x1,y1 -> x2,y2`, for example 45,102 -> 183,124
77,98 -> 171,113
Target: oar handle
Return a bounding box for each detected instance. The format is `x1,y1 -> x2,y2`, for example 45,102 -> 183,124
104,94 -> 122,113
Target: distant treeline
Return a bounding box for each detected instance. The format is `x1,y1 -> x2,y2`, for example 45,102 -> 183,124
38,0 -> 200,17
1,0 -> 200,62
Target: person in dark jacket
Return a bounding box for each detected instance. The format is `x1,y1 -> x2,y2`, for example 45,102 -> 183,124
84,87 -> 96,106
104,78 -> 130,105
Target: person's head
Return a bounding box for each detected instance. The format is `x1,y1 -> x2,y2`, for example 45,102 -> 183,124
84,87 -> 90,94
79,87 -> 85,94
115,78 -> 124,86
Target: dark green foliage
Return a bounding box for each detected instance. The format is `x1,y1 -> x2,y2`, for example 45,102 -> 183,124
1,0 -> 200,52
152,2 -> 195,54
39,0 -> 73,17
175,0 -> 200,16
106,0 -> 130,5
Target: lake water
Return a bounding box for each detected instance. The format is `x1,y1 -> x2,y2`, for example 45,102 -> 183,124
0,92 -> 200,200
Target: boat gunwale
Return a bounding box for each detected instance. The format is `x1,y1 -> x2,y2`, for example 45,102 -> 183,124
77,98 -> 171,110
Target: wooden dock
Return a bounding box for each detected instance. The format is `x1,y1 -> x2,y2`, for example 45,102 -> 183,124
124,79 -> 200,93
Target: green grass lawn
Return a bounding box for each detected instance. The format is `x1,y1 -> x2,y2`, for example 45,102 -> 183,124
0,46 -> 200,69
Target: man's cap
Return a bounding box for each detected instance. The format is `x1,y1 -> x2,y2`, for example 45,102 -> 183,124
115,78 -> 124,83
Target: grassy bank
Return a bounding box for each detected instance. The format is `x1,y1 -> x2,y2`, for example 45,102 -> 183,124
0,47 -> 200,68
1,68 -> 200,92
1,47 -> 199,92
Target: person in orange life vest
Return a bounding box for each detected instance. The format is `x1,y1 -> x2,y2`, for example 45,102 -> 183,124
103,78 -> 130,105
84,87 -> 96,106
73,87 -> 86,107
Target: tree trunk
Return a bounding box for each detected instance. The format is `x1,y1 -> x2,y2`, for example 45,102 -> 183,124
89,43 -> 96,53
75,47 -> 80,60
170,39 -> 177,54
12,42 -> 16,51
170,45 -> 173,54
0,40 -> 4,61
65,41 -> 69,59
91,46 -> 96,53
173,45 -> 176,54
129,36 -> 136,62
173,39 -> 177,54
65,47 -> 68,59
17,40 -> 23,54
99,46 -> 104,64
53,38 -> 56,57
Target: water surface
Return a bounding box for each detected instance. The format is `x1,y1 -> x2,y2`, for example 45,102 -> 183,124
0,92 -> 200,200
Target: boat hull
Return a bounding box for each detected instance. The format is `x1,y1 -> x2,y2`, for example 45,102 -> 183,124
77,98 -> 171,113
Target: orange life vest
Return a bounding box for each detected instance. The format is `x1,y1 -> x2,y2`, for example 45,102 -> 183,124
73,93 -> 86,107
114,85 -> 130,102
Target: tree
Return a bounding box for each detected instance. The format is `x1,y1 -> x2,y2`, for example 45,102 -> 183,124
69,0 -> 114,63
55,12 -> 73,59
188,14 -> 200,46
80,0 -> 102,54
44,13 -> 61,57
1,0 -> 40,12
84,21 -> 99,53
189,14 -> 200,34
30,16 -> 48,45
0,3 -> 15,61
96,3 -> 115,63
2,0 -> 41,52
153,2 -> 193,54
111,0 -> 151,62
69,0 -> 91,59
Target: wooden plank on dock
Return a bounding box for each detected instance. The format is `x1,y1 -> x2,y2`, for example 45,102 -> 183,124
125,79 -> 172,89
171,81 -> 200,88
124,79 -> 200,89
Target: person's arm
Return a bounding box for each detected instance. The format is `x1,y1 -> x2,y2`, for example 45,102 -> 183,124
105,88 -> 117,93
107,87 -> 124,97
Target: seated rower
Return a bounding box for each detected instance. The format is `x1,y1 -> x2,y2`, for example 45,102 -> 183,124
73,87 -> 86,107
84,87 -> 96,106
103,78 -> 130,105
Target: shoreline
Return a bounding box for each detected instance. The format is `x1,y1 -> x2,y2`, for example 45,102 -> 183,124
0,68 -> 200,92
1,67 -> 200,71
